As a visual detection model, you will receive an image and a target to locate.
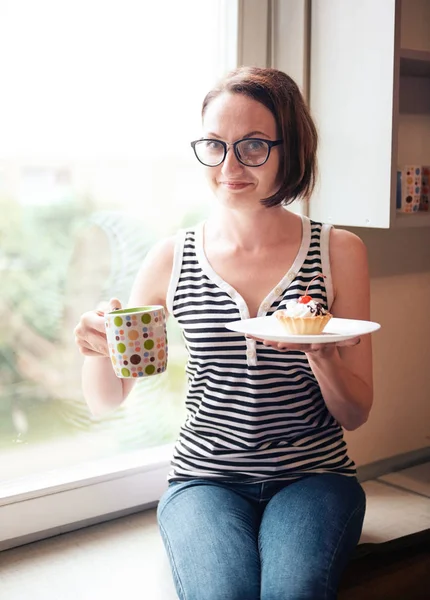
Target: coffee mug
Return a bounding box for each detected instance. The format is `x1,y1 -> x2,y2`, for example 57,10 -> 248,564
105,306 -> 167,378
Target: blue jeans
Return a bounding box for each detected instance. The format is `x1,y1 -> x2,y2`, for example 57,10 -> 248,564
157,474 -> 365,600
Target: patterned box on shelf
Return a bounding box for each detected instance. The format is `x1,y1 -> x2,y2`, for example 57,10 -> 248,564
420,166 -> 429,212
396,165 -> 422,213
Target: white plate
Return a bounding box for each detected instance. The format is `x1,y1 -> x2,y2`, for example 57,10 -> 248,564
225,316 -> 381,344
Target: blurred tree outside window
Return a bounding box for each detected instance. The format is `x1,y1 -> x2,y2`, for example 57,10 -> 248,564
0,0 -> 233,482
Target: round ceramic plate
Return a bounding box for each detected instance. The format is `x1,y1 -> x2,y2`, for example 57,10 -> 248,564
225,316 -> 381,344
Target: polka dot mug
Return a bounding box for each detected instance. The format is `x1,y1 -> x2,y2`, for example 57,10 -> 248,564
105,306 -> 167,379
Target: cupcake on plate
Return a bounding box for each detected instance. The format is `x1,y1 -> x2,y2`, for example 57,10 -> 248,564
275,275 -> 332,335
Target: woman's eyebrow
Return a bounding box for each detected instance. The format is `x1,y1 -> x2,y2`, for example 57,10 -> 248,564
243,130 -> 270,138
205,130 -> 270,139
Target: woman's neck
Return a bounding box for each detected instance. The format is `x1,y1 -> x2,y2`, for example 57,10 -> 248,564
205,205 -> 302,252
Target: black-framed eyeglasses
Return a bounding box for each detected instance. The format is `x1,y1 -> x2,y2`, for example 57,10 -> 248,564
190,138 -> 283,167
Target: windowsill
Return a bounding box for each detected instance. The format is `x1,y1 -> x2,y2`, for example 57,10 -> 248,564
0,443 -> 174,505
1,471 -> 429,600
0,444 -> 174,550
3,447 -> 429,552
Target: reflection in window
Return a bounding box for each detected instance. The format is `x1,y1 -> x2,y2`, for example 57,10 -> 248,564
0,0 -> 235,481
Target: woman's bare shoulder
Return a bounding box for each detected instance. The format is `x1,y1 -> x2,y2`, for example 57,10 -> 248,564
329,227 -> 367,259
145,235 -> 177,266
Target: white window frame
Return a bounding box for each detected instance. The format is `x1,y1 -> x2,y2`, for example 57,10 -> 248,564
0,445 -> 173,550
2,0 -> 304,551
270,0 -> 310,98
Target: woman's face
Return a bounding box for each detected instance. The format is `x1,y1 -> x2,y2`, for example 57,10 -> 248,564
201,92 -> 281,209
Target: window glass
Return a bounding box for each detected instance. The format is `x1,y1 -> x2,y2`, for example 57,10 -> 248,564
0,0 -> 235,481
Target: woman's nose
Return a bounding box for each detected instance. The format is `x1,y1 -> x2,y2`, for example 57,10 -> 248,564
221,146 -> 244,174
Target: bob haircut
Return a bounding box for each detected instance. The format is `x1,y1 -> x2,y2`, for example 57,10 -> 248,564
201,66 -> 318,208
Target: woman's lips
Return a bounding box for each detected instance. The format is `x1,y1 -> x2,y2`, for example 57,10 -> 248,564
220,181 -> 251,190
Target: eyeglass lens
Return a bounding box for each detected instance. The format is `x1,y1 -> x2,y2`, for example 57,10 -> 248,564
195,139 -> 270,166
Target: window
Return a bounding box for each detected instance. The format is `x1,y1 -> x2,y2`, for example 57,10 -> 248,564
0,0 -> 242,550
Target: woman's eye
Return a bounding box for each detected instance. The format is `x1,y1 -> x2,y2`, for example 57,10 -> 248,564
244,140 -> 265,152
205,141 -> 222,151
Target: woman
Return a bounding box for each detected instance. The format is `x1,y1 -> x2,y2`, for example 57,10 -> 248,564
75,66 -> 372,600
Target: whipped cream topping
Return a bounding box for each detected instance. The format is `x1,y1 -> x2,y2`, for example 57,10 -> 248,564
282,299 -> 328,318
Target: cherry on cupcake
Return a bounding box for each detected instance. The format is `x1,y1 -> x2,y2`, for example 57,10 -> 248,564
298,274 -> 326,304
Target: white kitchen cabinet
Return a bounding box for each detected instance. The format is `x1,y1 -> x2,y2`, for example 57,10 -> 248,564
309,0 -> 430,228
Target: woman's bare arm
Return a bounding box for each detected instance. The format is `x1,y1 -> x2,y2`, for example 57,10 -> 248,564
305,228 -> 373,430
75,236 -> 175,415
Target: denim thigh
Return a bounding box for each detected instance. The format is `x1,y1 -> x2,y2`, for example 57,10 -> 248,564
259,473 -> 366,600
157,479 -> 261,600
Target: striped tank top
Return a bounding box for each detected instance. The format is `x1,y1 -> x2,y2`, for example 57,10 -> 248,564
166,215 -> 356,483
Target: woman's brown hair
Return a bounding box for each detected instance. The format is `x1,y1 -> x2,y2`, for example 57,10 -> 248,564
201,66 -> 318,207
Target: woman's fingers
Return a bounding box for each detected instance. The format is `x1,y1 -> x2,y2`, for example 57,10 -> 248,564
74,299 -> 123,358
251,339 -> 361,354
96,302 -> 110,315
250,337 -> 311,352
75,329 -> 109,355
74,309 -> 113,357
96,297 -> 122,316
108,297 -> 122,311
246,335 -> 361,354
75,311 -> 106,335
336,336 -> 361,348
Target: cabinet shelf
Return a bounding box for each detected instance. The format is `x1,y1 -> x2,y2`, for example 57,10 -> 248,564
400,49 -> 430,77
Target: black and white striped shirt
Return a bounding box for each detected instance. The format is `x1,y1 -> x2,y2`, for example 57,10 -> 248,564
166,215 -> 356,483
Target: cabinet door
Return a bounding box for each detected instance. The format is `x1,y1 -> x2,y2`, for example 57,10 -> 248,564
309,0 -> 397,228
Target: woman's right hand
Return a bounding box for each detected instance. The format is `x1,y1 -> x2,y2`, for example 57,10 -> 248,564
74,297 -> 122,357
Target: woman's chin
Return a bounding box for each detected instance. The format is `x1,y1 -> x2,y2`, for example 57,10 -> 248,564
215,188 -> 259,206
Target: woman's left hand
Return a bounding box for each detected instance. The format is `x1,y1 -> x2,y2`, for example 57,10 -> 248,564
246,336 -> 361,357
